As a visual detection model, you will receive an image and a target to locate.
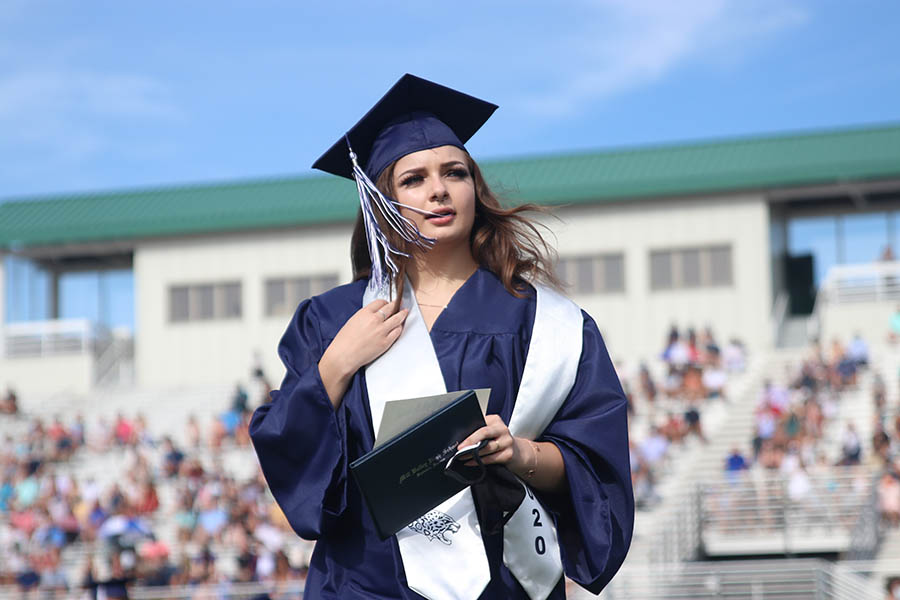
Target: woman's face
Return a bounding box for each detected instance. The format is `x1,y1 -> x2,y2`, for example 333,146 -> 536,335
391,145 -> 476,251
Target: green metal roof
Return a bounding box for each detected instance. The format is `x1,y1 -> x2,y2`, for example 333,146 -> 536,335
2,122 -> 900,250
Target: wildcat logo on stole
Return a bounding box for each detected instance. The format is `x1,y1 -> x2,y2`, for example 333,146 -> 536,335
407,511 -> 460,545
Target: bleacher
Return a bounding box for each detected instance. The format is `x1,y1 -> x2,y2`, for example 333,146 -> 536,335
0,382 -> 313,598
4,329 -> 900,600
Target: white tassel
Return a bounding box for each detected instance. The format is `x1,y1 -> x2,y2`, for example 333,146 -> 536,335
346,137 -> 435,291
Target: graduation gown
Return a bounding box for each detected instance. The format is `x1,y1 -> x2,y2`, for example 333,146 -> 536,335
249,268 -> 634,599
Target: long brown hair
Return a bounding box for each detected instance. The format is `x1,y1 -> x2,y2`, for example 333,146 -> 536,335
350,151 -> 561,299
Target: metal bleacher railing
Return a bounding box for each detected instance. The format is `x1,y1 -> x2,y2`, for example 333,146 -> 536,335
606,558 -> 885,599
699,467 -> 877,557
816,261 -> 900,305
809,260 -> 900,340
0,560 -> 891,600
1,317 -> 133,385
1,319 -> 101,358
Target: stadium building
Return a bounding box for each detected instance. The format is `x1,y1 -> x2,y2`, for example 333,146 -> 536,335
2,123 -> 899,396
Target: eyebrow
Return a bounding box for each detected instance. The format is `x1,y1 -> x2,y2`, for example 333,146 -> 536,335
397,160 -> 467,179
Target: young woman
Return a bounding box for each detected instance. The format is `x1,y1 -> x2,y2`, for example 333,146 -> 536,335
250,74 -> 633,600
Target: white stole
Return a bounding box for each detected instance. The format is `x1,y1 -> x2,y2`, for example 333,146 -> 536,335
364,278 -> 583,600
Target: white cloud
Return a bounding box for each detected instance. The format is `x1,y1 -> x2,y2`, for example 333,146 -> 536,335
0,70 -> 182,162
518,0 -> 809,116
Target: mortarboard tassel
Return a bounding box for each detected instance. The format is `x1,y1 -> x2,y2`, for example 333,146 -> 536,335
345,136 -> 436,293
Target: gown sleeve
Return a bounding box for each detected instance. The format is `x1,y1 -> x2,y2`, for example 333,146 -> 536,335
249,298 -> 351,540
536,312 -> 635,593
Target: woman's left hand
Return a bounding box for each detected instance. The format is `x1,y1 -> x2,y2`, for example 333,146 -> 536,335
458,414 -> 528,471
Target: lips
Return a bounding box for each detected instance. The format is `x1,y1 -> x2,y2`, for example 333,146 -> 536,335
426,207 -> 456,220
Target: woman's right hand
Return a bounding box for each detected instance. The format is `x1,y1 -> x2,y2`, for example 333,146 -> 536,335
318,299 -> 408,408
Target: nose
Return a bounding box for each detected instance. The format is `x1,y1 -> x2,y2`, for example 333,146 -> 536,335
429,173 -> 448,201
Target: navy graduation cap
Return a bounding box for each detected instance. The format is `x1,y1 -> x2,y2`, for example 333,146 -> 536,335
312,74 -> 498,291
313,74 -> 498,181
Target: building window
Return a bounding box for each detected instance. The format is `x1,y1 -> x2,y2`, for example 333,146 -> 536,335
169,281 -> 243,322
649,245 -> 733,291
265,274 -> 339,317
556,254 -> 625,294
650,251 -> 673,290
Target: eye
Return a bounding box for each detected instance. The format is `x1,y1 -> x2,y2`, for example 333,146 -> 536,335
446,168 -> 470,179
399,174 -> 423,187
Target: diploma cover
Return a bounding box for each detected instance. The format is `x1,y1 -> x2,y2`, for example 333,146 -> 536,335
349,389 -> 486,540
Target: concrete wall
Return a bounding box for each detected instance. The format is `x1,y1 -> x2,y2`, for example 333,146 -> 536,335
543,193 -> 773,367
133,195 -> 773,388
134,225 -> 354,389
820,302 -> 895,347
0,353 -> 94,397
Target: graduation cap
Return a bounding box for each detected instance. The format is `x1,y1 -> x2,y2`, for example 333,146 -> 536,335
312,74 -> 498,291
313,74 -> 498,181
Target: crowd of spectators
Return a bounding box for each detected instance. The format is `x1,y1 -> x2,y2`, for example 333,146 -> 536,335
624,326 -> 746,510
716,337 -> 873,499
711,332 -> 900,533
0,371 -> 311,598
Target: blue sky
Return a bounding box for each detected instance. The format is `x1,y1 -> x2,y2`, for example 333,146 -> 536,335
3,0 -> 900,328
1,0 -> 899,200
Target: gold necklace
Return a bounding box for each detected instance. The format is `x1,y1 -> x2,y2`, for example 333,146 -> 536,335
416,299 -> 448,309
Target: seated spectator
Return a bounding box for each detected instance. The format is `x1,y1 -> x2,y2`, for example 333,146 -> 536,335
39,546 -> 68,594
662,365 -> 683,399
137,541 -> 175,586
251,369 -> 274,407
758,439 -> 783,470
835,354 -> 858,388
700,327 -> 720,363
873,373 -> 887,415
722,338 -> 746,372
47,416 -> 74,461
89,416 -> 113,451
683,399 -> 707,443
160,437 -> 185,478
661,327 -> 690,369
231,383 -> 249,416
173,492 -> 198,542
846,332 -> 868,368
82,554 -> 134,600
886,576 -> 900,600
185,415 -> 201,449
839,423 -> 862,466
133,414 -> 154,448
685,328 -> 702,365
682,365 -> 706,401
879,472 -> 900,528
134,481 -> 160,515
113,413 -> 135,447
197,497 -> 228,542
220,410 -> 242,439
1,387 -> 19,415
660,413 -> 684,444
702,353 -> 728,400
638,363 -> 657,405
71,414 -> 87,449
725,447 -> 749,473
208,414 -> 228,450
787,465 -> 812,502
639,426 -> 669,470
891,306 -> 900,344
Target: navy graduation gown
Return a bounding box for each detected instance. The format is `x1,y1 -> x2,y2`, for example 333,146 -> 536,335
250,268 -> 634,599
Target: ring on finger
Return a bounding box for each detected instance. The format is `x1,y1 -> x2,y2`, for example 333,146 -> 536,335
377,309 -> 388,321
